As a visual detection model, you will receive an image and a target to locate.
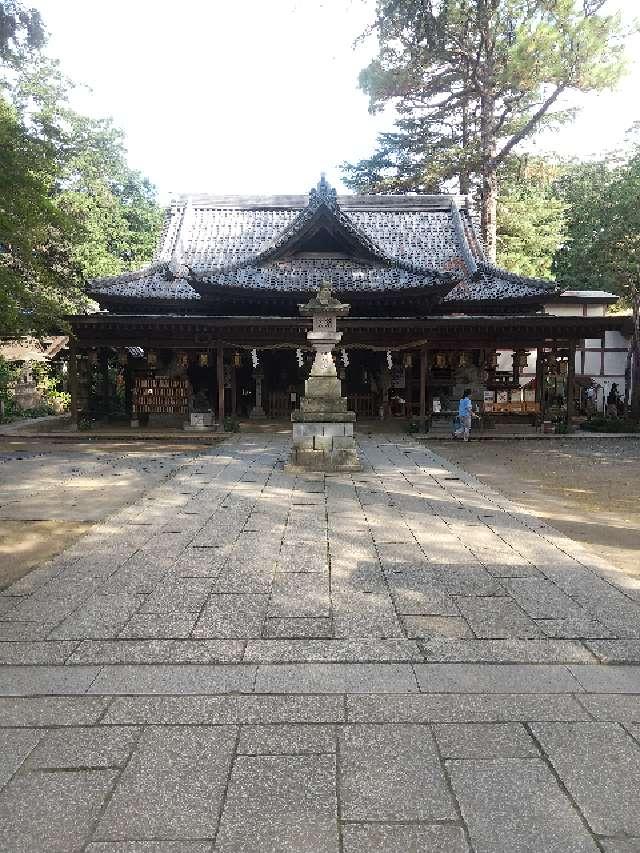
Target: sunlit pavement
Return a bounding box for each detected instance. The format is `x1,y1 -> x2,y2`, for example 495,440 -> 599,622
1,434 -> 640,851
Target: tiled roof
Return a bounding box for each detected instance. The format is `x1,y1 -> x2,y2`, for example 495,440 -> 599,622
89,176 -> 556,308
200,257 -> 446,292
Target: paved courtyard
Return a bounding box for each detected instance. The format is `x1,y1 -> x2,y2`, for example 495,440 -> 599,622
1,434 -> 640,852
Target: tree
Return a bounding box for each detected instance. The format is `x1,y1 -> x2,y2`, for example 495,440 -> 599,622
496,156 -> 566,278
554,147 -> 640,417
0,0 -> 45,65
346,0 -> 629,260
0,53 -> 162,336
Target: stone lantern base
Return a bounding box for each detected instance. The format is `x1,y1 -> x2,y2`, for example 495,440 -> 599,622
289,411 -> 360,472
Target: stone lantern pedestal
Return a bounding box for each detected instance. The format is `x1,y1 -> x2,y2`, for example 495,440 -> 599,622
289,283 -> 360,472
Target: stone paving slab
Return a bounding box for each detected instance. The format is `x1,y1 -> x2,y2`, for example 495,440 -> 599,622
2,435 -> 640,849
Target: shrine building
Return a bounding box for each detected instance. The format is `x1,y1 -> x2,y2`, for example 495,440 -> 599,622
68,176 -> 631,431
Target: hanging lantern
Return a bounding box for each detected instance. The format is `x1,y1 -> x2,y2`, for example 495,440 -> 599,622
233,351 -> 242,368
458,352 -> 470,368
177,352 -> 188,369
558,360 -> 568,376
296,348 -> 304,368
386,350 -> 393,370
486,351 -> 498,370
341,349 -> 349,367
251,348 -> 259,369
435,352 -> 447,369
198,352 -> 208,368
403,353 -> 413,369
118,351 -> 128,366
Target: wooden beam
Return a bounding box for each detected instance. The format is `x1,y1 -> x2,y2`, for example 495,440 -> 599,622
217,345 -> 225,424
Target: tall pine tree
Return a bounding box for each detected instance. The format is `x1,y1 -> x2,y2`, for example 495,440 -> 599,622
345,0 -> 629,261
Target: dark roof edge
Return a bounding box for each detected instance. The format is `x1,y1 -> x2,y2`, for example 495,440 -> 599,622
476,263 -> 557,292
165,193 -> 469,210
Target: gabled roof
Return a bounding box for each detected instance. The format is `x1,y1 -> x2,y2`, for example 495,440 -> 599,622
88,175 -> 558,312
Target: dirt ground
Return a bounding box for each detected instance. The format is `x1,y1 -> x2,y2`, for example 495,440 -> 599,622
433,438 -> 640,578
0,436 -> 211,590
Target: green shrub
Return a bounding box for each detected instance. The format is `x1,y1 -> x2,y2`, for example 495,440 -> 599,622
223,416 -> 240,433
405,419 -> 421,434
580,416 -> 640,433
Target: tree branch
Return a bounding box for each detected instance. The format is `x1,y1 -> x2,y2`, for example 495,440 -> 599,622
493,84 -> 567,167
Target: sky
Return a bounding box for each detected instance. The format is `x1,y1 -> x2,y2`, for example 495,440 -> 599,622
35,0 -> 640,203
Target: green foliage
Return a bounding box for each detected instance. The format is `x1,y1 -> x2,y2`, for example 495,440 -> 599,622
580,416 -> 640,433
496,157 -> 566,278
0,36 -> 162,337
345,0 -> 631,257
223,416 -> 241,433
0,1 -> 45,65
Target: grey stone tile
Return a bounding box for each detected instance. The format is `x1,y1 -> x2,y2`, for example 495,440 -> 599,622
0,769 -> 117,852
48,594 -> 146,640
402,615 -> 473,638
69,639 -> 244,664
578,694 -> 640,721
192,594 -> 269,638
536,616 -> 613,639
119,613 -> 197,639
414,663 -> 581,693
102,696 -> 236,725
433,722 -> 538,758
254,663 -> 418,693
0,696 -> 109,726
419,638 -> 594,663
569,665 -> 640,693
600,841 -> 640,853
341,824 -> 469,853
0,728 -> 43,787
585,641 -> 640,664
431,564 -> 500,596
0,621 -> 57,641
502,577 -> 584,618
88,664 -> 255,694
214,754 -> 338,852
0,664 -> 100,696
448,758 -> 599,852
339,724 -> 455,820
455,597 -> 543,639
262,618 -> 334,638
86,841 -> 212,852
138,579 -> 212,614
96,725 -> 236,840
277,548 -> 328,573
346,693 -> 591,723
531,722 -> 640,835
237,724 -> 335,754
25,725 -> 140,769
244,638 -> 421,662
268,574 -> 330,618
0,640 -> 77,664
236,695 -> 345,724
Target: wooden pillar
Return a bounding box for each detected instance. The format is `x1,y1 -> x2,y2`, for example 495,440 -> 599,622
419,346 -> 428,432
99,349 -> 109,419
217,345 -> 225,424
567,340 -> 576,425
68,340 -> 79,428
535,344 -> 545,419
231,360 -> 237,417
124,360 -> 133,421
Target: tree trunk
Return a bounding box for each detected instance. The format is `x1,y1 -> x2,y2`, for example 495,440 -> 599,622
631,287 -> 640,420
478,2 -> 498,262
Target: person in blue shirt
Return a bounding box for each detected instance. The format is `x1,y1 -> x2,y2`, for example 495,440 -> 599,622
457,388 -> 474,441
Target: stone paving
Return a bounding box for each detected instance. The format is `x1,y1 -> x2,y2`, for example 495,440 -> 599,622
1,434 -> 640,851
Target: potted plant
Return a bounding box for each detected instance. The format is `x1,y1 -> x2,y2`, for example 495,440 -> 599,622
190,391 -> 214,428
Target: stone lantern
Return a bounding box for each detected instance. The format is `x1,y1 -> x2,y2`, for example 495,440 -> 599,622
288,282 -> 360,471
